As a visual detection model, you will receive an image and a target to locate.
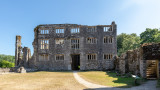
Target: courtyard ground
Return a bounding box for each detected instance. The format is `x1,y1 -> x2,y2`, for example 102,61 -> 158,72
78,71 -> 137,88
0,71 -> 86,90
75,71 -> 158,90
0,71 -> 158,90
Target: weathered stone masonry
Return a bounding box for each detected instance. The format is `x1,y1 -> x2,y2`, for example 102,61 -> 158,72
118,43 -> 160,78
15,21 -> 117,71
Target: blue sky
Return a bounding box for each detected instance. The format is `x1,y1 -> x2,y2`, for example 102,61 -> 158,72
0,0 -> 160,55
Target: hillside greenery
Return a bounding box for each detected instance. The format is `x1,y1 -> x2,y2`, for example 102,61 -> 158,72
0,54 -> 15,68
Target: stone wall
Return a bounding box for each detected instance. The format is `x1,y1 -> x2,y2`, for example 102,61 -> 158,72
23,47 -> 31,68
15,36 -> 32,69
0,68 -> 11,73
118,48 -> 143,76
30,21 -> 117,70
118,43 -> 160,78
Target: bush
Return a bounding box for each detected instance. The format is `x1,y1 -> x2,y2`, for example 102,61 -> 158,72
0,60 -> 15,68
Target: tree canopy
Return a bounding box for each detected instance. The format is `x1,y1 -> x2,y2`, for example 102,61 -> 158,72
0,60 -> 14,68
117,33 -> 140,56
140,28 -> 160,44
0,54 -> 15,68
117,28 -> 160,56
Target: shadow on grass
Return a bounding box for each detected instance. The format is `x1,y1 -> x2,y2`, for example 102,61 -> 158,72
79,70 -> 146,88
104,71 -> 146,88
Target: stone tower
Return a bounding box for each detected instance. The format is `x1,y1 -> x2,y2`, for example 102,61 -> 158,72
15,35 -> 22,66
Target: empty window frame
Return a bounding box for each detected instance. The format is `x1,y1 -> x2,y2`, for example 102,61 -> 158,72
39,54 -> 49,61
108,37 -> 113,43
104,54 -> 113,60
55,54 -> 64,60
87,37 -> 97,44
71,38 -> 79,49
104,37 -> 113,44
109,26 -> 113,31
87,27 -> 97,32
71,28 -> 80,33
40,39 -> 49,49
40,30 -> 49,34
56,28 -> 64,33
104,37 -> 108,43
55,38 -> 64,44
103,27 -> 110,32
87,54 -> 97,60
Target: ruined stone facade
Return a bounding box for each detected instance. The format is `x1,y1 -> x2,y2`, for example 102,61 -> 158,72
15,36 -> 31,68
118,43 -> 160,79
15,21 -> 117,71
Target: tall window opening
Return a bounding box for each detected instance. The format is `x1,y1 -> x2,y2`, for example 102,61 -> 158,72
104,37 -> 108,43
71,28 -> 80,33
108,37 -> 113,43
104,37 -> 113,44
56,54 -> 64,60
56,28 -> 64,33
71,38 -> 79,49
104,54 -> 113,60
87,54 -> 97,60
40,39 -> 49,49
87,37 -> 97,44
103,27 -> 109,32
39,30 -> 49,34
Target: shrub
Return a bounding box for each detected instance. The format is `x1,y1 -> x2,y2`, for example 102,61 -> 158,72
0,60 -> 15,68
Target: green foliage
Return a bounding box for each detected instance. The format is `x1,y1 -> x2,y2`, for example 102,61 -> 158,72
118,28 -> 160,56
117,33 -> 141,56
0,60 -> 15,68
140,28 -> 160,44
0,54 -> 15,68
0,54 -> 15,63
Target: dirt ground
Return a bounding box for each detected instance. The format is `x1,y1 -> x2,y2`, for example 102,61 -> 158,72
0,71 -> 86,90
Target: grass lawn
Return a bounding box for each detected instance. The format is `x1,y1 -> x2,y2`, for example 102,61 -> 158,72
0,71 -> 86,90
78,71 -> 142,88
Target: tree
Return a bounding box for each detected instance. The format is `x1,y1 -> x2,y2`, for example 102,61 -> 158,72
0,60 -> 15,68
140,28 -> 160,44
117,33 -> 141,56
0,54 -> 15,63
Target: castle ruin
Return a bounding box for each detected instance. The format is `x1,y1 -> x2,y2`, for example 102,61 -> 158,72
15,21 -> 117,71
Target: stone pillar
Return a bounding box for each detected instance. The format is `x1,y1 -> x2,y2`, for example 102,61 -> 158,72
119,59 -> 125,74
23,47 -> 31,68
15,35 -> 22,66
140,60 -> 146,78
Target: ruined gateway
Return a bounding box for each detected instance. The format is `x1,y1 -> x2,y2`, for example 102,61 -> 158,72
15,21 -> 117,71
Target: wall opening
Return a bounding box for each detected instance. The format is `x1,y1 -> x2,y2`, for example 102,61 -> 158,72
71,54 -> 80,70
146,60 -> 159,79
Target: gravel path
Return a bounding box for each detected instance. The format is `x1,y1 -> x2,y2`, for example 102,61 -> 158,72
73,71 -> 158,90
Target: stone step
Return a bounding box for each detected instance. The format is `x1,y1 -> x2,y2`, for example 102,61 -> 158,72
147,68 -> 155,69
146,74 -> 156,76
147,69 -> 155,71
146,70 -> 156,72
146,73 -> 156,75
146,72 -> 156,74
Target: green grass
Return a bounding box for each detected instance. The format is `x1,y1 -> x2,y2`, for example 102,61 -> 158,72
78,71 -> 145,88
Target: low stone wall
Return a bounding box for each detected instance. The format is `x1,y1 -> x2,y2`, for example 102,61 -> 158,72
0,68 -> 11,73
118,48 -> 143,76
